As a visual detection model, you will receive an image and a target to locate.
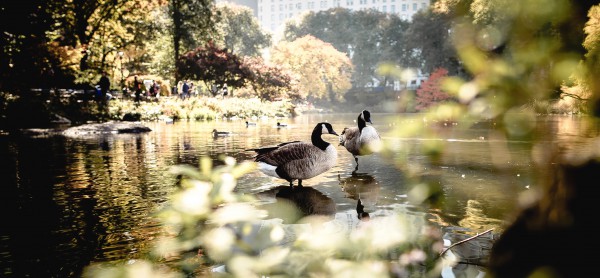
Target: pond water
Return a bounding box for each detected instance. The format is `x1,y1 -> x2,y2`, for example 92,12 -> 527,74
1,113 -> 598,277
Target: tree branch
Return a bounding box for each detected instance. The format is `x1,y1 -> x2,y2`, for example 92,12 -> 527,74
439,228 -> 494,258
560,92 -> 589,101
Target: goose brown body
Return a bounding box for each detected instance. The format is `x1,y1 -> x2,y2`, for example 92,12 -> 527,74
248,122 -> 338,187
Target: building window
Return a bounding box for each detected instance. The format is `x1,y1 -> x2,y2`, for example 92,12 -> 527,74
401,4 -> 406,11
391,5 -> 395,12
383,5 -> 387,12
413,3 -> 417,10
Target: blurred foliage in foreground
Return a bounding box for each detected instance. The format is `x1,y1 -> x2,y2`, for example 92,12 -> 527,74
84,158 -> 444,277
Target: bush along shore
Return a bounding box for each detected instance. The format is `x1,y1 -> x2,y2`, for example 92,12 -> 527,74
0,93 -> 302,130
107,97 -> 297,122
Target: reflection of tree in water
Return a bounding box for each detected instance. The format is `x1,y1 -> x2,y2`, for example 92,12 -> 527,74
457,199 -> 505,233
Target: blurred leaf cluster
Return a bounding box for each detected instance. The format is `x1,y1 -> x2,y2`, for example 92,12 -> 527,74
84,157 -> 444,277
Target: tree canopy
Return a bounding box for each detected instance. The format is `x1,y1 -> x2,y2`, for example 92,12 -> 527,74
270,35 -> 353,103
177,41 -> 251,89
284,8 -> 412,89
415,68 -> 453,111
214,3 -> 272,57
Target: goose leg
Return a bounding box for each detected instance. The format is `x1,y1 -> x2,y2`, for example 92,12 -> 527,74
298,179 -> 303,187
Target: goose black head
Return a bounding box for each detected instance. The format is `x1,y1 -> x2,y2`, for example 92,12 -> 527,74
318,122 -> 338,136
361,110 -> 373,124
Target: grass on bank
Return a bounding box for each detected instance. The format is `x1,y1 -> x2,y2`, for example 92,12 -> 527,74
0,93 -> 297,129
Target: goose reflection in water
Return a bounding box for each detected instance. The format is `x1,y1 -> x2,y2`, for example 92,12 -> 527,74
255,186 -> 336,224
338,171 -> 380,216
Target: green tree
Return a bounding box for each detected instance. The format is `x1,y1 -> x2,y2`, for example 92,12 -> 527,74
170,0 -> 217,83
284,8 -> 355,52
0,0 -> 161,90
404,9 -> 463,77
0,0 -> 58,90
214,3 -> 272,57
270,35 -> 353,103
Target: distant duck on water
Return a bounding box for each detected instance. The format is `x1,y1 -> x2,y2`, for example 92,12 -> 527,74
212,129 -> 231,137
246,121 -> 257,127
247,122 -> 339,188
276,122 -> 288,128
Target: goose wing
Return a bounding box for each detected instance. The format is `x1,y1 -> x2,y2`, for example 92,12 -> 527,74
249,141 -> 307,165
273,143 -> 335,179
340,127 -> 361,154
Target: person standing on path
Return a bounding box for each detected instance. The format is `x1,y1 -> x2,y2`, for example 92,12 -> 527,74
182,80 -> 190,100
134,75 -> 142,103
222,83 -> 228,98
98,71 -> 110,102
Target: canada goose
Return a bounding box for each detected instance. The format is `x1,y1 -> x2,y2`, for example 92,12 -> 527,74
339,110 -> 382,170
246,121 -> 257,127
212,129 -> 231,137
276,122 -> 288,128
248,122 -> 338,187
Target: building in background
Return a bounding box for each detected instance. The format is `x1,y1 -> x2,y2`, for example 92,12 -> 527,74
217,0 -> 259,16
218,0 -> 430,33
